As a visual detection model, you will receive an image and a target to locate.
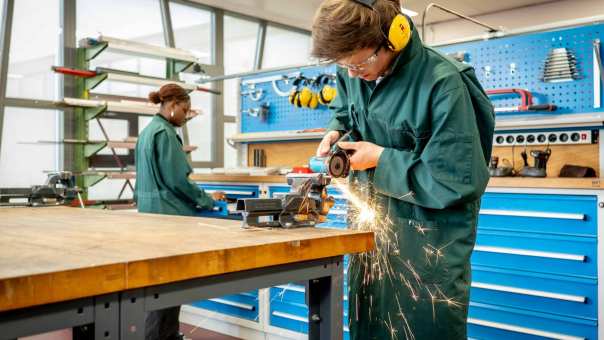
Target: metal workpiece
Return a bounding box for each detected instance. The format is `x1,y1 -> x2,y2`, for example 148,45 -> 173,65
237,173 -> 335,228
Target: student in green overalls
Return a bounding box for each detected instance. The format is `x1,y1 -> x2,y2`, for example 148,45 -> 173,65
312,0 -> 495,338
135,83 -> 224,340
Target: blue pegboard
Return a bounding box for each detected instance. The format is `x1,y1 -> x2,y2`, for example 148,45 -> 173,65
437,23 -> 604,115
240,24 -> 604,134
240,65 -> 336,133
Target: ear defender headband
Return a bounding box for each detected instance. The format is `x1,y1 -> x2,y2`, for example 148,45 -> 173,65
352,0 -> 412,52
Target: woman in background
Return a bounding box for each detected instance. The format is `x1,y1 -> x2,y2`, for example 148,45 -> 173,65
135,83 -> 224,340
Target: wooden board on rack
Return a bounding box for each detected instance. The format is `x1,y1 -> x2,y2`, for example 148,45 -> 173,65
0,207 -> 374,312
247,141 -> 319,168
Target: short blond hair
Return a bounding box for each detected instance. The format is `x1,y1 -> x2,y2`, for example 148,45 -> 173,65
311,0 -> 401,62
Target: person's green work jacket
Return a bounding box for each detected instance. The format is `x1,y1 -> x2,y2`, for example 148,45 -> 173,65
328,26 -> 495,339
135,114 -> 214,216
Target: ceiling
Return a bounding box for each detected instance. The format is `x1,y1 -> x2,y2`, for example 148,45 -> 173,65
193,0 -> 560,30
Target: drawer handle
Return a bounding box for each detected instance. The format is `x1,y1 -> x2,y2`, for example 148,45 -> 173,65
272,311 -> 308,323
329,209 -> 348,215
331,194 -> 346,200
479,209 -> 585,221
468,318 -> 584,340
473,245 -> 586,262
204,190 -> 255,196
274,284 -> 305,293
208,298 -> 255,311
472,282 -> 586,303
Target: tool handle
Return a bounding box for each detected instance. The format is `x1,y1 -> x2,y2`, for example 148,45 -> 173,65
527,104 -> 557,111
486,88 -> 533,110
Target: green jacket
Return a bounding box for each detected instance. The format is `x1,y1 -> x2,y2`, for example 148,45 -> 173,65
329,27 -> 494,339
135,115 -> 214,216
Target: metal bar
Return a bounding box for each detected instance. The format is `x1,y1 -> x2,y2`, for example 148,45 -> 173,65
473,245 -> 586,262
144,257 -> 340,311
60,0 -> 77,174
307,262 -> 343,340
159,0 -> 175,48
0,298 -> 94,339
471,282 -> 586,303
467,318 -> 584,340
81,35 -> 199,63
594,39 -> 601,109
203,8 -> 225,169
272,310 -> 308,323
93,293 -> 120,340
95,118 -> 125,169
2,97 -> 58,109
421,3 -> 501,42
478,209 -> 585,220
207,298 -> 255,311
253,20 -> 267,71
120,289 -> 146,340
0,0 -> 15,158
196,62 -> 329,84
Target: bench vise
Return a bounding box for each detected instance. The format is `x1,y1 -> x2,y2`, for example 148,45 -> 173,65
236,173 -> 335,228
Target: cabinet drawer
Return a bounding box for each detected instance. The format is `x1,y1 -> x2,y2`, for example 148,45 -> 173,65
191,290 -> 259,321
468,302 -> 597,340
470,266 -> 597,319
198,184 -> 260,199
472,230 -> 596,278
479,193 -> 597,237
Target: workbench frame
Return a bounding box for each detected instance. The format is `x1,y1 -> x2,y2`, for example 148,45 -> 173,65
0,256 -> 343,340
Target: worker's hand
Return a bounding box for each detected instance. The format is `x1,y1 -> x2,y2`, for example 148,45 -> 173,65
211,191 -> 227,201
338,141 -> 384,171
316,130 -> 341,157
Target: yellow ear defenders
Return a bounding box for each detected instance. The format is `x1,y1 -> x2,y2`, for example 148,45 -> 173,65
288,77 -> 313,108
315,74 -> 337,106
352,0 -> 412,52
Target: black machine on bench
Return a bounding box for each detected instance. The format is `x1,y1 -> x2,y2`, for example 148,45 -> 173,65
236,173 -> 335,228
0,171 -> 83,207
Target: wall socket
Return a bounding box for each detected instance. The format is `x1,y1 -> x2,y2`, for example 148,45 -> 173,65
493,130 -> 597,146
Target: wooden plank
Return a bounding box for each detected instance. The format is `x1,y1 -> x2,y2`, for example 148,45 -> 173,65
247,141 -> 319,168
0,207 -> 374,311
488,177 -> 604,189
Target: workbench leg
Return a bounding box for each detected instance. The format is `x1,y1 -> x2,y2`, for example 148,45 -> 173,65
307,260 -> 343,340
72,293 -> 120,340
120,289 -> 146,340
94,293 -> 120,340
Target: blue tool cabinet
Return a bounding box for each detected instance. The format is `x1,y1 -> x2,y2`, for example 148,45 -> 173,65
468,191 -> 599,339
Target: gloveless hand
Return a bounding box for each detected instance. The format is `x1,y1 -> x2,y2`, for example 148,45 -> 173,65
337,141 -> 384,171
316,130 -> 341,157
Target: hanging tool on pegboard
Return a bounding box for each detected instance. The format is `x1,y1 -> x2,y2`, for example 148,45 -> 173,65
541,48 -> 581,82
242,102 -> 270,122
486,88 -> 557,113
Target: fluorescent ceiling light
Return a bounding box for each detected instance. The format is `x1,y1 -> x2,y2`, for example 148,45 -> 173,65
400,6 -> 418,17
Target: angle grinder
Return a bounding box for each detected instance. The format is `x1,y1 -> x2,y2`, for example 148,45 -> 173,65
309,130 -> 354,178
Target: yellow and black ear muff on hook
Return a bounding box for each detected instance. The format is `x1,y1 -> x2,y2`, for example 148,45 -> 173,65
315,74 -> 337,106
352,0 -> 412,53
288,77 -> 302,107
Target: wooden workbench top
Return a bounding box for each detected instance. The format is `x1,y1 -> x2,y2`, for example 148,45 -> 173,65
191,173 -> 604,190
0,207 -> 374,312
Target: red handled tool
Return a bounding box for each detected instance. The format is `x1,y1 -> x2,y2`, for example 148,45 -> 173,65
486,88 -> 556,113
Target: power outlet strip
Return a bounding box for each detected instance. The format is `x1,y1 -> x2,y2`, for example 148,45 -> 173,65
493,130 -> 596,146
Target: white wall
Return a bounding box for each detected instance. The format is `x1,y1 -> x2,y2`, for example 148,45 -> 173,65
418,0 -> 604,46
